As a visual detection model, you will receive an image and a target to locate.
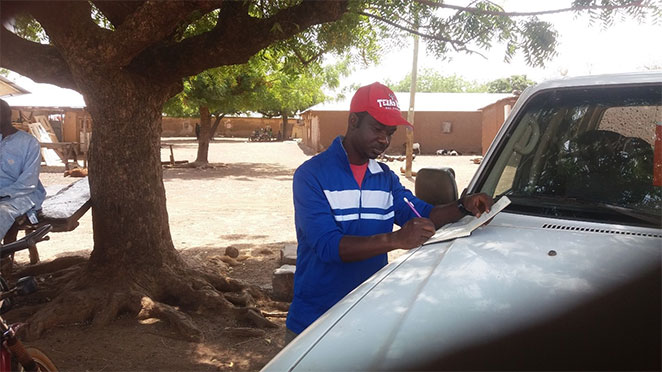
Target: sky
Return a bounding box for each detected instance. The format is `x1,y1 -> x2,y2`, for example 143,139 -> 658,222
342,0 -> 662,89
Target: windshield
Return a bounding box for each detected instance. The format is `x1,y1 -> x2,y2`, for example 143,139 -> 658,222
478,84 -> 662,228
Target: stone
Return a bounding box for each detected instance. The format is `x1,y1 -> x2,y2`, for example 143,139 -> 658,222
225,246 -> 239,258
272,264 -> 296,301
280,244 -> 297,265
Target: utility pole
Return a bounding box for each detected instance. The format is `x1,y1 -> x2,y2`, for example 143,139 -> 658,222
405,30 -> 419,177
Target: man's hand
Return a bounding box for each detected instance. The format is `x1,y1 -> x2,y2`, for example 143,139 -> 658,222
461,193 -> 494,217
393,218 -> 436,250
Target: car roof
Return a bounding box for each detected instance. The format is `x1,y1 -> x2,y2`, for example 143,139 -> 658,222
528,71 -> 662,92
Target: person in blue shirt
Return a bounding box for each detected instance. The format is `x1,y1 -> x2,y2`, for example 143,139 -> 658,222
286,82 -> 493,342
0,99 -> 46,242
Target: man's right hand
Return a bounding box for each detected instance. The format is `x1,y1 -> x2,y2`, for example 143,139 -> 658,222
393,218 -> 436,250
339,218 -> 436,262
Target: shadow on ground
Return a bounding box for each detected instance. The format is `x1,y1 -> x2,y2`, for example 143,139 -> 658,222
163,162 -> 294,181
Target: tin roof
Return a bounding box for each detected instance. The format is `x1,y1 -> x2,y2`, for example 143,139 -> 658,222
304,92 -> 514,113
0,75 -> 30,97
2,75 -> 86,109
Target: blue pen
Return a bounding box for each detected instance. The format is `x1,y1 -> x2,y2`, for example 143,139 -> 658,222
403,197 -> 422,218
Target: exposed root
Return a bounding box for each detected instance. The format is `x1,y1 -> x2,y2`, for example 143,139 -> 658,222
92,291 -> 141,328
224,292 -> 254,307
15,256 -> 87,278
138,297 -> 203,342
262,311 -> 288,318
19,260 -> 280,342
244,308 -> 278,329
23,289 -> 101,341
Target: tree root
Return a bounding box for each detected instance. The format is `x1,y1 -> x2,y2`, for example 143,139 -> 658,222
20,261 -> 280,342
138,297 -> 203,342
14,256 -> 87,278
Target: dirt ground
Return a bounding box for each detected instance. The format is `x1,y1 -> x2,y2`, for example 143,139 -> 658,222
5,138 -> 481,371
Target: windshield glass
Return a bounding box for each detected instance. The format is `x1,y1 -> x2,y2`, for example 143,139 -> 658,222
479,84 -> 662,228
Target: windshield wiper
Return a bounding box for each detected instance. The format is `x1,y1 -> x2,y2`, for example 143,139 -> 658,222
503,193 -> 661,226
590,201 -> 661,226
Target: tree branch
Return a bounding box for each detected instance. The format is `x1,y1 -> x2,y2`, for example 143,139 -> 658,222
31,1 -> 217,68
0,27 -> 76,89
90,1 -> 143,27
209,113 -> 225,140
28,2 -> 111,62
130,0 -> 349,85
357,11 -> 455,43
292,47 -> 328,66
414,0 -> 647,17
356,10 -> 485,56
105,1 -> 219,67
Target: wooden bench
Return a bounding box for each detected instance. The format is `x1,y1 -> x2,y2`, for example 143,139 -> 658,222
38,142 -> 80,167
4,177 -> 91,264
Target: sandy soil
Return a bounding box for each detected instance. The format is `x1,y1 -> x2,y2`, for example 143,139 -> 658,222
5,138 -> 481,371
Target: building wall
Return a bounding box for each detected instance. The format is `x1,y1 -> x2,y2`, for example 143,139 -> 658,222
161,116 -> 298,137
301,110 -> 484,155
396,111 -> 483,155
481,97 -> 518,155
301,111 -> 348,152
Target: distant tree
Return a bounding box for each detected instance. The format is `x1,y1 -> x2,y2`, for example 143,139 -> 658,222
163,63 -> 267,166
1,0 -> 657,340
163,51 -> 348,166
253,54 -> 349,139
386,68 -> 484,92
162,9 -> 355,166
486,74 -> 537,93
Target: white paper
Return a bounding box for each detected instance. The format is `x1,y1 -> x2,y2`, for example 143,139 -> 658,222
424,196 -> 511,245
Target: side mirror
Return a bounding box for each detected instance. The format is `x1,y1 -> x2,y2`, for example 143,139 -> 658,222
415,168 -> 458,205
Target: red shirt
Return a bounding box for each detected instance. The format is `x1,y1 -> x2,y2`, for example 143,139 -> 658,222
349,162 -> 368,188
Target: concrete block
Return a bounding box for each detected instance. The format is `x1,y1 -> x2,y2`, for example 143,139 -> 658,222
281,244 -> 297,265
272,264 -> 296,301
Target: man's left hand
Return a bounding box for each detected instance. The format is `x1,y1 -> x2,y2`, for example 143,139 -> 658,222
462,193 -> 494,217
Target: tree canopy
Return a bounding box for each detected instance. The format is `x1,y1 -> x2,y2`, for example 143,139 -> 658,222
386,70 -> 536,93
486,74 -> 536,93
386,68 -> 485,92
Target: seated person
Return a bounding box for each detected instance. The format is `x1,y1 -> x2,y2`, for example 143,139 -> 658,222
0,99 -> 46,242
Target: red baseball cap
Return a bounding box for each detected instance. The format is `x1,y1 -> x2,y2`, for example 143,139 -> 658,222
350,82 -> 412,127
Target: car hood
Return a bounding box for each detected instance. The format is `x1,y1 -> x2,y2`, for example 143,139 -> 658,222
264,213 -> 661,371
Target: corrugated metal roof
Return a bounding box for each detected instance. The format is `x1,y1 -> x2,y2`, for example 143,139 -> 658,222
2,75 -> 86,109
304,92 -> 514,113
0,75 -> 30,97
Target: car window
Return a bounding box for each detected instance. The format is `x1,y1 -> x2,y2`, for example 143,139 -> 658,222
480,84 -> 662,228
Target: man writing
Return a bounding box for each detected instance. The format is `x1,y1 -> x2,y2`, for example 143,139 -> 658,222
286,82 -> 493,341
0,99 -> 46,242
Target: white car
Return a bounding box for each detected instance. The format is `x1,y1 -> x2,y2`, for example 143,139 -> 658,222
263,72 -> 662,371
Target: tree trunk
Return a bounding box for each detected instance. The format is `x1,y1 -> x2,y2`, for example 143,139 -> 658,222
195,106 -> 212,165
24,71 -> 276,340
194,108 -> 225,166
85,73 -> 181,272
281,112 -> 289,140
